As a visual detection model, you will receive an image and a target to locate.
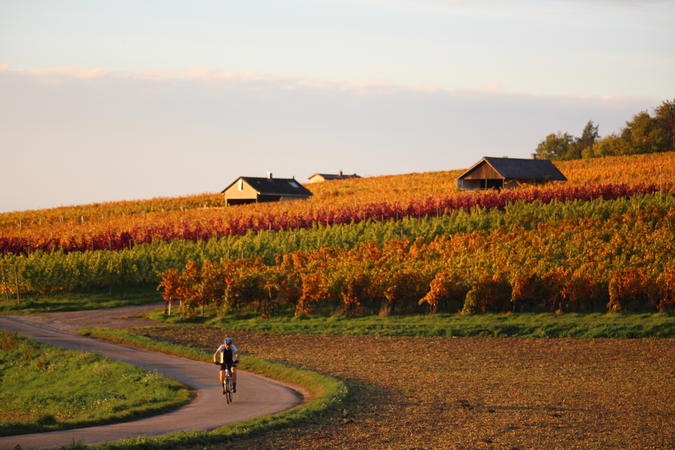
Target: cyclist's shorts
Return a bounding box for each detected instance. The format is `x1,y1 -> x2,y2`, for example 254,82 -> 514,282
218,361 -> 237,371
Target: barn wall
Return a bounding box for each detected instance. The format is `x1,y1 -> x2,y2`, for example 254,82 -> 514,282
461,163 -> 502,180
223,180 -> 258,201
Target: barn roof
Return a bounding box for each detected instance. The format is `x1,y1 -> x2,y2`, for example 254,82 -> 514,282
221,176 -> 313,197
457,157 -> 567,181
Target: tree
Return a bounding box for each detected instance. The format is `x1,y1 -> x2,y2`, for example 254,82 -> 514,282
654,99 -> 675,151
535,131 -> 575,160
622,111 -> 667,154
577,120 -> 600,151
584,133 -> 624,158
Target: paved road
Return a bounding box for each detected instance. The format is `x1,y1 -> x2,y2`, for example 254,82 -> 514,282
0,312 -> 302,450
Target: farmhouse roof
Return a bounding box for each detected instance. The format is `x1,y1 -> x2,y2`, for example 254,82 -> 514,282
308,172 -> 360,182
457,157 -> 567,181
221,176 -> 313,197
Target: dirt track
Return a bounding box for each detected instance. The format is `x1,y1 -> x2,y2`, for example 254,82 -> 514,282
2,302 -> 164,332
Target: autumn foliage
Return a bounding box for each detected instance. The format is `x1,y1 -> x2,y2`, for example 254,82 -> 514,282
158,204 -> 675,316
3,151 -> 675,315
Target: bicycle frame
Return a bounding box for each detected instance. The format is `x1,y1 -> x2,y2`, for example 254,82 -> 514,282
222,367 -> 233,403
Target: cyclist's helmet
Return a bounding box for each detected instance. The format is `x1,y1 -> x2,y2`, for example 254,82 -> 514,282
224,338 -> 233,345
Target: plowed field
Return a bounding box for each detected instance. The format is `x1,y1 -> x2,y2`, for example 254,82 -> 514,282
134,325 -> 675,449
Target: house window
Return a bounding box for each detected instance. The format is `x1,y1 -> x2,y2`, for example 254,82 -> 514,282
288,180 -> 300,188
238,180 -> 243,190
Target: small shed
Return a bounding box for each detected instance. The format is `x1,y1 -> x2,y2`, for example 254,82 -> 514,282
221,173 -> 313,206
308,171 -> 360,183
456,157 -> 567,191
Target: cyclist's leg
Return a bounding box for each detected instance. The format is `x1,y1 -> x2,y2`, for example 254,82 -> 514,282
231,363 -> 237,392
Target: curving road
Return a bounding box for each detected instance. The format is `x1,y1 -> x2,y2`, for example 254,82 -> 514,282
0,308 -> 302,450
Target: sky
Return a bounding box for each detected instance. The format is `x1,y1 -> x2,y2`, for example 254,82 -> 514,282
1,0 -> 674,213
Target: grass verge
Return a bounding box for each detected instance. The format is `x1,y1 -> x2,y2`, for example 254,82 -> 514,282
78,328 -> 347,450
0,330 -> 192,437
0,284 -> 162,315
143,309 -> 675,338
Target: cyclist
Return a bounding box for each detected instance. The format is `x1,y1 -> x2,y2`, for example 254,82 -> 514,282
214,338 -> 239,393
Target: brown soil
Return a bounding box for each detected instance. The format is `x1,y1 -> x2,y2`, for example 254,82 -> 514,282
134,324 -> 675,450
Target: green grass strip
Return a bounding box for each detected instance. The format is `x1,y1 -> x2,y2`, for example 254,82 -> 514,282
0,331 -> 192,437
145,310 -> 675,338
0,284 -> 162,315
76,328 -> 347,450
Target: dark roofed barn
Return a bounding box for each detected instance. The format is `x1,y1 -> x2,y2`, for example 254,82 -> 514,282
221,173 -> 313,206
457,157 -> 567,191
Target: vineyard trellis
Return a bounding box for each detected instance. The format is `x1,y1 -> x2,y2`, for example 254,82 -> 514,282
0,264 -> 21,306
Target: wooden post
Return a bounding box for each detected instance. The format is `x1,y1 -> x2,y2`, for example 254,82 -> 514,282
109,258 -> 112,294
14,264 -> 21,307
120,260 -> 124,299
201,285 -> 205,317
2,265 -> 9,302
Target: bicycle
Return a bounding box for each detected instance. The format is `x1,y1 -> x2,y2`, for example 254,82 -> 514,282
222,367 -> 233,404
216,360 -> 238,404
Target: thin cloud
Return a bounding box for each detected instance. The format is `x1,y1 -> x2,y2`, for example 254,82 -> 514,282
0,63 -> 658,103
481,81 -> 508,92
0,64 -> 113,79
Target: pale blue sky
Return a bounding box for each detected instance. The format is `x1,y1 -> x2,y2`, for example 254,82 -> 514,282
1,0 -> 673,212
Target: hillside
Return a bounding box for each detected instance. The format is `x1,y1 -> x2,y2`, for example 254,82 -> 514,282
1,152 -> 675,316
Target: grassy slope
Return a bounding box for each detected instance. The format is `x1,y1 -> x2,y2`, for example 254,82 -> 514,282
0,284 -> 162,315
0,331 -> 191,437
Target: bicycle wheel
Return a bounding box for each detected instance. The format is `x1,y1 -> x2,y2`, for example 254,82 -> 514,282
226,378 -> 233,403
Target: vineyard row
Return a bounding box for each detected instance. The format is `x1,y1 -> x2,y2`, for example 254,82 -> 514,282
2,182 -> 672,257
2,195 -> 674,310
158,204 -> 675,317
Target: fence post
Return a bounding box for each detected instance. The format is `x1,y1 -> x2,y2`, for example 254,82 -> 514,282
14,264 -> 21,307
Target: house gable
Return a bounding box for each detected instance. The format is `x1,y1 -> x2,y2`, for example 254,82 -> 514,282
457,157 -> 567,190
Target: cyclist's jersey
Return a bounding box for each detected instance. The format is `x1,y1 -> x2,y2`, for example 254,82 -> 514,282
215,344 -> 238,364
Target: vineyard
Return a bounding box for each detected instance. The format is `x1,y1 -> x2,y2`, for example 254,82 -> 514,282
2,152 -> 675,315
